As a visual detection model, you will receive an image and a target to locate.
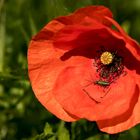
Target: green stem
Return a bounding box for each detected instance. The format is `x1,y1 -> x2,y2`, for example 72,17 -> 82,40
109,134 -> 119,140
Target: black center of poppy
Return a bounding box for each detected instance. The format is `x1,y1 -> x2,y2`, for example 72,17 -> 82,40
94,50 -> 125,87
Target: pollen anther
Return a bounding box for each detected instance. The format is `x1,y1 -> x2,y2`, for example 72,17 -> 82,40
100,51 -> 113,65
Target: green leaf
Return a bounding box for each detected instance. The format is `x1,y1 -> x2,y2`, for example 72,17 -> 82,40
30,123 -> 55,140
44,123 -> 53,135
57,121 -> 70,140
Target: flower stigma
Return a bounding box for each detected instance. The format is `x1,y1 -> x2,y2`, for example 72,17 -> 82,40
100,51 -> 113,65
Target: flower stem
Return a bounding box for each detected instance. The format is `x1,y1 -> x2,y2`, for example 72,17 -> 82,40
109,134 -> 119,140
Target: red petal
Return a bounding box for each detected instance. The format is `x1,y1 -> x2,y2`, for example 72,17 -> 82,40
33,6 -> 113,43
74,5 -> 113,26
52,62 -> 97,120
32,20 -> 65,41
105,16 -> 140,62
97,66 -> 140,134
55,6 -> 113,26
53,62 -> 137,121
53,21 -> 125,50
97,84 -> 140,134
91,69 -> 137,120
28,40 -> 79,121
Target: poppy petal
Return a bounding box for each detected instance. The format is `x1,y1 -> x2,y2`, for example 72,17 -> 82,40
55,5 -> 113,27
28,40 -> 80,121
74,5 -> 113,26
53,61 -> 137,121
33,5 -> 113,42
52,61 -> 97,120
97,84 -> 140,134
32,19 -> 65,41
53,21 -> 125,50
105,16 -> 140,62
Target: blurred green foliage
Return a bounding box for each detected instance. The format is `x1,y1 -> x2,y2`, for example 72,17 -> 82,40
0,0 -> 140,140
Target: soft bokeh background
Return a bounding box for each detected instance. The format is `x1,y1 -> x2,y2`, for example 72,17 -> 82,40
0,0 -> 140,140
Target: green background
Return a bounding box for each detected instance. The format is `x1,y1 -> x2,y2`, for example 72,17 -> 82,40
0,0 -> 140,140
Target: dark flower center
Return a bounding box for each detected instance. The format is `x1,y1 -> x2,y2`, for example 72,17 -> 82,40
94,50 -> 125,87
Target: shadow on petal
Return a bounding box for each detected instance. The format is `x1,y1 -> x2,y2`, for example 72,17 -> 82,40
97,84 -> 139,128
60,35 -> 140,75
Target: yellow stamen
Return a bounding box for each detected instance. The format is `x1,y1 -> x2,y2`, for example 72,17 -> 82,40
100,51 -> 113,65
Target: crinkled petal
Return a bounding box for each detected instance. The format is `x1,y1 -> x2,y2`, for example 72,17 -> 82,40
28,40 -> 80,121
105,16 -> 140,62
55,5 -> 113,26
97,66 -> 140,134
53,20 -> 125,50
52,61 -> 97,120
33,6 -> 113,43
32,20 -> 65,41
53,60 -> 137,121
74,5 -> 113,26
97,84 -> 140,134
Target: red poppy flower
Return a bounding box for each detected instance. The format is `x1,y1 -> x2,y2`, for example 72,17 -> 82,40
28,6 -> 140,134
